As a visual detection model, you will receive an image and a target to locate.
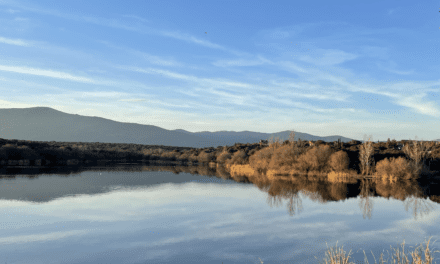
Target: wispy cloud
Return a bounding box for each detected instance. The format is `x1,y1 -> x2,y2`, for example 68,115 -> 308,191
0,65 -> 96,83
99,41 -> 180,67
0,1 -> 244,54
0,64 -> 153,90
0,36 -> 30,46
116,65 -> 251,88
121,14 -> 149,23
5,8 -> 19,14
158,30 -> 246,55
0,230 -> 89,245
118,99 -> 146,102
393,93 -> 440,117
377,61 -> 414,75
212,56 -> 273,67
298,49 -> 358,66
0,98 -> 37,109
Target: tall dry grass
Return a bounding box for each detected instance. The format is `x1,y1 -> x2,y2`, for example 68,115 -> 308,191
257,237 -> 439,264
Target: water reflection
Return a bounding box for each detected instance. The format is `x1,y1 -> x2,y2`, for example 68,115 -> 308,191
1,163 -> 439,219
0,163 -> 439,264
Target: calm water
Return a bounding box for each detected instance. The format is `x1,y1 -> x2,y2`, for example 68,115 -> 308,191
0,164 -> 439,264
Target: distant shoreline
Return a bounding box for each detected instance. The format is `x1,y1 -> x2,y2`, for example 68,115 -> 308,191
0,137 -> 439,180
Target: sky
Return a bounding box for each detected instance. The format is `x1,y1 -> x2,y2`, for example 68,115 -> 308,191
0,0 -> 439,142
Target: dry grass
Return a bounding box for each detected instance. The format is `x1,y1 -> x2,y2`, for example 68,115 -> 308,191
257,237 -> 439,264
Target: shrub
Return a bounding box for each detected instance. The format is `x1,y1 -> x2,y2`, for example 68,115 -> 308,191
249,147 -> 275,173
375,157 -> 413,179
329,150 -> 350,172
217,150 -> 232,164
295,145 -> 333,173
197,151 -> 215,163
267,144 -> 300,171
315,140 -> 325,146
227,150 -> 248,165
160,151 -> 178,161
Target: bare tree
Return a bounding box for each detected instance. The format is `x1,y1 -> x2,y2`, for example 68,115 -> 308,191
359,135 -> 375,175
288,130 -> 296,144
403,137 -> 432,175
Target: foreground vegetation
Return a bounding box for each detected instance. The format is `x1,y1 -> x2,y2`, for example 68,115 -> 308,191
257,237 -> 439,264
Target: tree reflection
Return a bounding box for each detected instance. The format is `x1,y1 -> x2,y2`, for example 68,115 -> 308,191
358,178 -> 374,220
266,192 -> 303,216
286,193 -> 303,216
404,195 -> 435,220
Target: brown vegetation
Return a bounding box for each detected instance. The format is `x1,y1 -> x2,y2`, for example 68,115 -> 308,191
359,138 -> 375,175
375,157 -> 413,180
1,136 -> 439,180
328,150 -> 350,172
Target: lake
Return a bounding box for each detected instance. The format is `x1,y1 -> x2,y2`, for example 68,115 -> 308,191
0,164 -> 439,264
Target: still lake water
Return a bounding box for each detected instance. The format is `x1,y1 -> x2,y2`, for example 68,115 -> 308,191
0,164 -> 439,264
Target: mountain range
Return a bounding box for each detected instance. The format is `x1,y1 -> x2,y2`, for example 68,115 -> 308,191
1,107 -> 435,148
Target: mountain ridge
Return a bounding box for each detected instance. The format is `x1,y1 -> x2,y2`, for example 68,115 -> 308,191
2,107 -> 432,148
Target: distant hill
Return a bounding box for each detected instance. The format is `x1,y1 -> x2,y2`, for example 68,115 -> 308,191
0,107 -> 358,148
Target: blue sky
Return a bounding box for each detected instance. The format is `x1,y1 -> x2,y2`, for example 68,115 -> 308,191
0,0 -> 439,141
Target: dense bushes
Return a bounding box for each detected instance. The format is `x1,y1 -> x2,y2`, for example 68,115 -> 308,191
329,150 -> 350,172
267,144 -> 301,171
227,150 -> 248,165
248,144 -> 349,174
217,149 -> 232,164
197,151 -> 215,163
249,146 -> 276,173
294,145 -> 333,173
375,157 -> 413,179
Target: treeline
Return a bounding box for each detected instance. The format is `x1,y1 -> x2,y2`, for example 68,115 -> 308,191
0,136 -> 439,179
0,138 -> 266,166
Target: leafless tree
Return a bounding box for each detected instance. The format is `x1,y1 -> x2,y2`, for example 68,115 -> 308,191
359,135 -> 374,175
288,130 -> 295,144
403,138 -> 433,175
